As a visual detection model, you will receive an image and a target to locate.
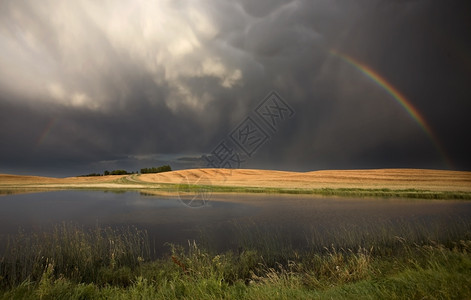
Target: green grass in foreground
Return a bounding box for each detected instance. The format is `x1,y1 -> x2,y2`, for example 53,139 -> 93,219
1,224 -> 471,299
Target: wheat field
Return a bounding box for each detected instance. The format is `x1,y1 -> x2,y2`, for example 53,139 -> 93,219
2,168 -> 469,192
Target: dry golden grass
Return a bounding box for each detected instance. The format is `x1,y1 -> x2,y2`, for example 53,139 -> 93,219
1,168 -> 470,192
0,174 -> 143,196
0,174 -> 124,185
138,168 -> 471,192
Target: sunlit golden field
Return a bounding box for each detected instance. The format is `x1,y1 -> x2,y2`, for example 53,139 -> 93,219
2,168 -> 469,193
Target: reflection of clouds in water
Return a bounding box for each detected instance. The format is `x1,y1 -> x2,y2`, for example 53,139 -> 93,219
1,190 -> 471,256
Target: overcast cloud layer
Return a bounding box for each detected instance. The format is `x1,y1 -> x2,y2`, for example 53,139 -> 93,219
1,0 -> 470,176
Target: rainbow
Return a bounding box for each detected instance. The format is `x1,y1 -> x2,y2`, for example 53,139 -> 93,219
329,49 -> 453,168
36,117 -> 57,147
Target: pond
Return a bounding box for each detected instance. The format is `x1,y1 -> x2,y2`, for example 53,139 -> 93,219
1,190 -> 470,256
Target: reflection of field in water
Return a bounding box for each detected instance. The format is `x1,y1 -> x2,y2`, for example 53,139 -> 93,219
0,190 -> 470,256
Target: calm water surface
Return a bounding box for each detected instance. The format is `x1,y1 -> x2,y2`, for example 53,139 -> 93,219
1,190 -> 470,254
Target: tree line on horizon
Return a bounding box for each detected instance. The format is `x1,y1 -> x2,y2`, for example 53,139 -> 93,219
140,165 -> 172,174
78,165 -> 172,177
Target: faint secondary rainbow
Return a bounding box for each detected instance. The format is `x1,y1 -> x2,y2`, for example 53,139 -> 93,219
36,117 -> 58,147
329,49 -> 453,168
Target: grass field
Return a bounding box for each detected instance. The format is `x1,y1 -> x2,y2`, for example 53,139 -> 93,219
1,168 -> 471,298
1,168 -> 471,199
1,223 -> 470,299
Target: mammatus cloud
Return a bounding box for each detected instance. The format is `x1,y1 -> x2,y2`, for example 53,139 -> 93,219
0,0 -> 247,112
0,0 -> 470,176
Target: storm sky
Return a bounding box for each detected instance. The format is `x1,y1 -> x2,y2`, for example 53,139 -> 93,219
1,0 -> 470,176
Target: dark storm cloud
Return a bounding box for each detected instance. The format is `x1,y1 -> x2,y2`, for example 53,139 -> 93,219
0,0 -> 470,176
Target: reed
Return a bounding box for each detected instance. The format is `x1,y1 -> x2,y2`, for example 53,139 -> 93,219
0,223 -> 149,288
1,220 -> 471,298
